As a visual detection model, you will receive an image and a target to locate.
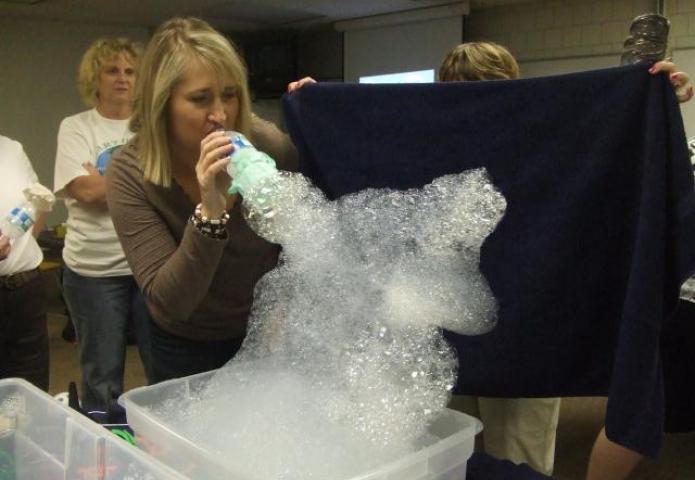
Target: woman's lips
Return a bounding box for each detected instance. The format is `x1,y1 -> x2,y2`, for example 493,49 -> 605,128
207,123 -> 226,135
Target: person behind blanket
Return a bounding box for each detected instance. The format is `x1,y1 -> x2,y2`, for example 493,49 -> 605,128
436,41 -> 562,477
0,136 -> 50,391
53,37 -> 154,414
105,17 -> 298,383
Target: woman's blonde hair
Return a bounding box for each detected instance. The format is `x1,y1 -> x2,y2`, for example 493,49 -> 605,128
77,38 -> 142,107
131,17 -> 252,187
438,41 -> 520,82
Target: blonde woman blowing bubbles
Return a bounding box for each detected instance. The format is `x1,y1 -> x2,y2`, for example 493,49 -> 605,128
106,18 -> 298,383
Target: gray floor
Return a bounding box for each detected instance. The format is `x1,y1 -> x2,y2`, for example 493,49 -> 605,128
43,271 -> 695,480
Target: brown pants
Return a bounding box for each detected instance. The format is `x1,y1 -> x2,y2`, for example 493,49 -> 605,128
0,270 -> 49,391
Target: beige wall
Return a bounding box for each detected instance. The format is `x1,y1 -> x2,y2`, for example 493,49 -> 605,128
668,1 -> 695,136
668,0 -> 695,49
466,0 -> 695,62
0,18 -> 149,225
466,0 -> 695,136
466,0 -> 654,61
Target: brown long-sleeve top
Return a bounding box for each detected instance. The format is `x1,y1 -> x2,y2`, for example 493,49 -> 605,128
105,117 -> 299,341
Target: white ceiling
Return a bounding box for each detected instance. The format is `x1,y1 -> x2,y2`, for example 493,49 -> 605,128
0,0 -> 536,32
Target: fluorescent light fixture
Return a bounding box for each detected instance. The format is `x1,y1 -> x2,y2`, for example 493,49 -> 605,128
359,69 -> 435,84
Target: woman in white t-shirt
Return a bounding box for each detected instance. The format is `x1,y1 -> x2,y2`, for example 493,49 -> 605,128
0,135 -> 50,391
53,38 -> 153,414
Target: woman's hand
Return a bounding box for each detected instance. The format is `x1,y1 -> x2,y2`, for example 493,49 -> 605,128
0,236 -> 11,261
650,60 -> 693,103
197,131 -> 233,218
82,162 -> 100,176
287,76 -> 317,93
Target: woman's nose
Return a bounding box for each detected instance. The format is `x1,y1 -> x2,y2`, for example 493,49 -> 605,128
209,99 -> 227,124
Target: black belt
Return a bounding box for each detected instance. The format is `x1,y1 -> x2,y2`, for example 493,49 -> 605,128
0,268 -> 41,290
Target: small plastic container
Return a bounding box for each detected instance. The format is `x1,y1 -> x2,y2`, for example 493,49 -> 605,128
120,369 -> 482,480
0,378 -> 186,480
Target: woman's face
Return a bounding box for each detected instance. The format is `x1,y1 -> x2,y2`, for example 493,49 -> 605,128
167,60 -> 240,159
96,53 -> 136,108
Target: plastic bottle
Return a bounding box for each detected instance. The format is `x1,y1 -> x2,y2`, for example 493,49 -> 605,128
0,184 -> 55,242
0,202 -> 37,241
225,131 -> 279,196
225,131 -> 283,233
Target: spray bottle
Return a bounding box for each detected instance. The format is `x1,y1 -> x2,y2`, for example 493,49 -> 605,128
0,184 -> 55,242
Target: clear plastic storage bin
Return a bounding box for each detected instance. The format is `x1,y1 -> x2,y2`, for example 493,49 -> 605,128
120,370 -> 482,480
0,378 -> 186,480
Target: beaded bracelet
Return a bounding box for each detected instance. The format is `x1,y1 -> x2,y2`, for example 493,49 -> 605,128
190,203 -> 230,239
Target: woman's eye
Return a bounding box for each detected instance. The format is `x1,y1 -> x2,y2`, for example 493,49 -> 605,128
190,95 -> 209,104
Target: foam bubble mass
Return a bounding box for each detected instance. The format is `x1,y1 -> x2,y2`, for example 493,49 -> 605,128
156,168 -> 506,480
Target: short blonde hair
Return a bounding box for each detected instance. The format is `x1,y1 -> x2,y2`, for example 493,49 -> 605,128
438,42 -> 520,82
77,38 -> 142,107
130,17 -> 252,187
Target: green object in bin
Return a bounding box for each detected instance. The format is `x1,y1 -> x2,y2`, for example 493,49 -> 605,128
111,428 -> 136,446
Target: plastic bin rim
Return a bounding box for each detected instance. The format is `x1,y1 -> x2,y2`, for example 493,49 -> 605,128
120,370 -> 483,480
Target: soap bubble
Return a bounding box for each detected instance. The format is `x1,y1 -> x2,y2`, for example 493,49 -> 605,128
158,167 -> 506,479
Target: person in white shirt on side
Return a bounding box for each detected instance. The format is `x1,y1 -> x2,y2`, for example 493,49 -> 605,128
0,135 -> 50,391
53,38 -> 153,414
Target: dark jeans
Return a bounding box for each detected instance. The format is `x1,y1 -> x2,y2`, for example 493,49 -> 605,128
62,267 -> 154,412
0,270 -> 49,391
149,318 -> 244,383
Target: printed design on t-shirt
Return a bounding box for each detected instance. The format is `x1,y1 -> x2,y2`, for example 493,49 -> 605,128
94,138 -> 129,175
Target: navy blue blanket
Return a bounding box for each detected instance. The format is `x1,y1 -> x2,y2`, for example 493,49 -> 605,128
468,453 -> 553,479
282,63 -> 695,456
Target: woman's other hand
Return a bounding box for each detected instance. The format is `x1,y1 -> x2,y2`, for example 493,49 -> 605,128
287,77 -> 317,93
0,236 -> 11,261
197,130 -> 233,218
82,162 -> 100,176
650,60 -> 693,103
